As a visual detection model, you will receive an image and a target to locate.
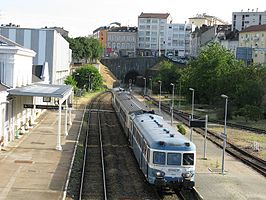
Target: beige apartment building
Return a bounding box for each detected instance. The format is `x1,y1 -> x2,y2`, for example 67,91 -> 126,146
239,24 -> 266,64
189,13 -> 228,28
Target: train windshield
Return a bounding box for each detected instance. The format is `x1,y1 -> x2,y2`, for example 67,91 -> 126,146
183,153 -> 194,165
153,151 -> 166,165
167,153 -> 181,165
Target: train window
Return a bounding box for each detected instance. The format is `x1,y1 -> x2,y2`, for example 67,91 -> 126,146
167,153 -> 181,165
153,151 -> 166,165
183,153 -> 194,165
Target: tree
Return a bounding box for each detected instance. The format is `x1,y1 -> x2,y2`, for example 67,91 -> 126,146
72,65 -> 103,91
64,75 -> 77,94
182,42 -> 242,105
155,61 -> 182,93
65,36 -> 103,63
235,105 -> 261,122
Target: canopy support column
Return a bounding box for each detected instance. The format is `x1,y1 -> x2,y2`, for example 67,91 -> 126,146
56,102 -> 62,151
65,101 -> 68,136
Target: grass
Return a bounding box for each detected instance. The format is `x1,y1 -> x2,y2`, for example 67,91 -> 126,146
156,95 -> 266,131
209,127 -> 266,160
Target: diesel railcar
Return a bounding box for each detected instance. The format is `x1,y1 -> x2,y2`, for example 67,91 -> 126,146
112,88 -> 196,189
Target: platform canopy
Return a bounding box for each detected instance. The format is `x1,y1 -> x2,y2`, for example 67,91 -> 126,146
8,83 -> 72,100
7,83 -> 73,151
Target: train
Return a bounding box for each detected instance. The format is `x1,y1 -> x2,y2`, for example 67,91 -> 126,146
112,88 -> 196,190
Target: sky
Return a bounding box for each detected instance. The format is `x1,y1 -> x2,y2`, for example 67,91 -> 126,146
0,0 -> 265,37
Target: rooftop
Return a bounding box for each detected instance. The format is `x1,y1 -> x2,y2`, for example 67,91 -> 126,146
108,26 -> 137,33
0,34 -> 23,47
138,12 -> 170,19
8,83 -> 72,98
0,83 -> 9,92
240,24 -> 266,33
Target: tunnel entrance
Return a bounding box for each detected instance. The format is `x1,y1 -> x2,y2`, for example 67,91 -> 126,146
124,70 -> 139,86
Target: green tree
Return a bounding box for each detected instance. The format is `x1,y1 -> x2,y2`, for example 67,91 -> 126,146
65,36 -> 103,63
155,61 -> 182,92
182,42 -> 242,105
64,75 -> 78,94
235,105 -> 261,122
72,65 -> 103,91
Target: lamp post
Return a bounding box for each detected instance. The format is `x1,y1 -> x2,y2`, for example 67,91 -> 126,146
189,88 -> 195,141
221,94 -> 228,175
149,77 -> 152,95
170,83 -> 175,126
143,77 -> 146,96
158,81 -> 162,114
178,81 -> 181,109
89,73 -> 94,91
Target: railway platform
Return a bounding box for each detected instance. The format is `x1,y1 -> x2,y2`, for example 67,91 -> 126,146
135,93 -> 266,200
0,108 -> 84,200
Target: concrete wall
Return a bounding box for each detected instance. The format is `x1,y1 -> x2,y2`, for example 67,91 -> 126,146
100,57 -> 160,81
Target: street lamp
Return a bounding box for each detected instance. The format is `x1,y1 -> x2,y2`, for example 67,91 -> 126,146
178,81 -> 181,109
143,77 -> 146,96
221,94 -> 228,175
170,83 -> 175,126
89,73 -> 94,91
158,81 -> 162,114
149,77 -> 152,95
189,88 -> 195,141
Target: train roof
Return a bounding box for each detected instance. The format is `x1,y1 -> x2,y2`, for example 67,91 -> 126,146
132,113 -> 196,151
113,88 -> 148,114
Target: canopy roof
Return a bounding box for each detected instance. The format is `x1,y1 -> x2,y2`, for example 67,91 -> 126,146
8,83 -> 72,98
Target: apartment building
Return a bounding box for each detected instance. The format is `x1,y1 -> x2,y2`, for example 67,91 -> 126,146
137,12 -> 193,57
0,25 -> 72,84
165,23 -> 194,57
232,10 -> 266,31
106,26 -> 137,57
238,24 -> 266,64
191,25 -> 216,57
138,13 -> 171,56
189,13 -> 228,28
93,26 -> 108,49
93,25 -> 137,57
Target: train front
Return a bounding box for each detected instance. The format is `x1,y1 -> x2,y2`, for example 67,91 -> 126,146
146,128 -> 196,190
149,145 -> 196,190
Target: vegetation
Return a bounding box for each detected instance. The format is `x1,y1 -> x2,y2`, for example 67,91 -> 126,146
65,64 -> 103,93
65,36 -> 103,63
153,42 -> 266,122
177,124 -> 186,135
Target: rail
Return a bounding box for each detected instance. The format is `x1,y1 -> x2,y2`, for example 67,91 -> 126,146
146,95 -> 266,177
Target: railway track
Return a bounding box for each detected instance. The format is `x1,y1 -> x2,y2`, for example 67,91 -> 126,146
176,188 -> 203,200
146,95 -> 266,178
79,92 -> 108,199
78,91 -> 159,200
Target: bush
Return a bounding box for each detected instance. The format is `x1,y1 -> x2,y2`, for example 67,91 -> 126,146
177,124 -> 186,135
234,105 -> 261,122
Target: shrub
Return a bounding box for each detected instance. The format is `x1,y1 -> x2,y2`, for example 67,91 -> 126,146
177,124 -> 186,135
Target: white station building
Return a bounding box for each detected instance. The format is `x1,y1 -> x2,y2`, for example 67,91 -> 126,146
0,35 -> 72,150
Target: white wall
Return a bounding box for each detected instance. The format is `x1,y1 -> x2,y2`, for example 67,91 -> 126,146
13,53 -> 33,87
53,31 -> 71,84
0,91 -> 8,146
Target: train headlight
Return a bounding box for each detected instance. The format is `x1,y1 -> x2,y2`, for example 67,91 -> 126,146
182,172 -> 192,179
155,170 -> 165,178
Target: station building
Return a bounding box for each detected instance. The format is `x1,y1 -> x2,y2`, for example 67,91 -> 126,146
0,35 -> 72,150
0,25 -> 72,84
